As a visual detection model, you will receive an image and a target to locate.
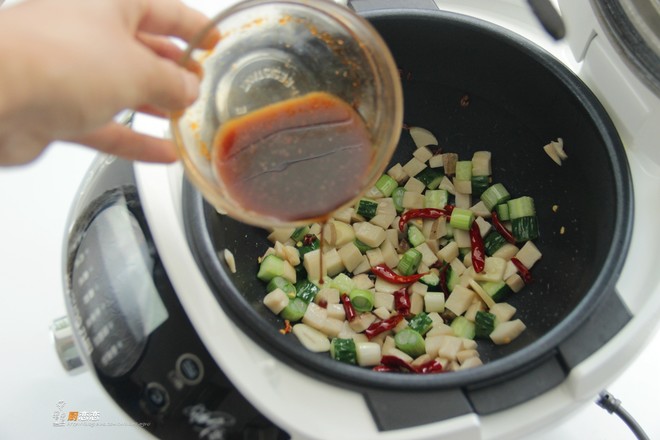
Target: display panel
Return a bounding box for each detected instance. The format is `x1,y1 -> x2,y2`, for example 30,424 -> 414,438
70,198 -> 168,377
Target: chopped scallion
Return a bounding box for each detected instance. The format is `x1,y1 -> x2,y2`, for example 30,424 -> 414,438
394,328 -> 426,358
449,207 -> 474,230
348,289 -> 375,312
375,174 -> 398,197
397,248 -> 423,276
507,196 -> 536,219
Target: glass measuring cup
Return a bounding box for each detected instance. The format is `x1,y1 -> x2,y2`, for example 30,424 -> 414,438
171,0 -> 403,228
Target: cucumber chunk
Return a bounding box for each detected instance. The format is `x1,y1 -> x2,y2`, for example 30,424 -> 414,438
331,338 -> 357,365
475,311 -> 497,338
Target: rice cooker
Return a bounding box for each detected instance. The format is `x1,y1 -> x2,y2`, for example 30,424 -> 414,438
53,0 -> 660,439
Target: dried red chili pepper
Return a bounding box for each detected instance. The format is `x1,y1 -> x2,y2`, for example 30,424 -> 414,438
372,364 -> 398,372
511,257 -> 533,283
340,293 -> 357,322
414,359 -> 444,374
393,287 -> 411,316
379,355 -> 416,372
491,211 -> 516,244
438,262 -> 450,297
371,264 -> 427,284
364,314 -> 404,339
469,222 -> 486,273
279,320 -> 293,335
302,234 -> 317,246
398,207 -> 451,231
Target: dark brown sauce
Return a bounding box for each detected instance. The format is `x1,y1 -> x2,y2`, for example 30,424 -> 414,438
213,92 -> 373,223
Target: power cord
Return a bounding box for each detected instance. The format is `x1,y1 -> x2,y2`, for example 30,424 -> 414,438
595,390 -> 650,440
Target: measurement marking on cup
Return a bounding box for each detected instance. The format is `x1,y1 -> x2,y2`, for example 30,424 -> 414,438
240,67 -> 299,95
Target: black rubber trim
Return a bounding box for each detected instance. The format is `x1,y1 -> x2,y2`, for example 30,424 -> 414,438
558,288 -> 632,368
363,387 -> 473,431
348,0 -> 438,13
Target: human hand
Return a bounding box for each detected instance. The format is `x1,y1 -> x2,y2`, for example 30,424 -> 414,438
0,0 -> 219,165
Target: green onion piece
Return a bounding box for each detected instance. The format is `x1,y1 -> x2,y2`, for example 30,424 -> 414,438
394,328 -> 426,358
496,203 -> 510,221
267,276 -> 296,298
424,189 -> 449,209
392,187 -> 406,213
397,248 -> 423,276
330,338 -> 357,364
280,297 -> 307,322
348,289 -> 375,312
455,161 -> 473,181
375,174 -> 398,197
449,207 -> 474,230
295,279 -> 319,303
507,196 -> 536,219
481,183 -> 511,211
408,312 -> 433,335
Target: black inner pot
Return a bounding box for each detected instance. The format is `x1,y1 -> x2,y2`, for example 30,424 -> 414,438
183,8 -> 633,426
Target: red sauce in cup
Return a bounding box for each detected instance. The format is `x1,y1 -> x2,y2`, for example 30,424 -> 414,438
212,92 -> 373,222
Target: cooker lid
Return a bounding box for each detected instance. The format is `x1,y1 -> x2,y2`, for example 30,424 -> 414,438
591,0 -> 660,97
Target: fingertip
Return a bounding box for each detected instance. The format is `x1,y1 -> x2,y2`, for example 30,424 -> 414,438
199,27 -> 221,50
182,69 -> 201,105
71,123 -> 180,164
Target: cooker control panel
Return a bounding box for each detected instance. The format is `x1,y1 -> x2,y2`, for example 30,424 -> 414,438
63,158 -> 289,440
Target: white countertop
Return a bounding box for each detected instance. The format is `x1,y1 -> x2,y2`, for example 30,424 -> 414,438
0,143 -> 659,440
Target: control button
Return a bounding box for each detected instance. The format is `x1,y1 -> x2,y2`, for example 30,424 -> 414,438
143,382 -> 169,413
176,353 -> 204,385
51,316 -> 87,374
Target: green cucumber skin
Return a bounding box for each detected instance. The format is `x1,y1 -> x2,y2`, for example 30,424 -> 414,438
356,199 -> 378,220
295,279 -> 319,303
257,254 -> 284,282
475,311 -> 496,338
280,298 -> 307,322
331,338 -> 357,364
483,230 -> 507,256
416,167 -> 445,189
511,216 -> 539,242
